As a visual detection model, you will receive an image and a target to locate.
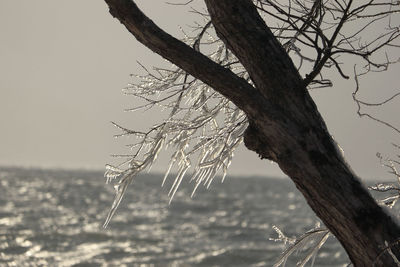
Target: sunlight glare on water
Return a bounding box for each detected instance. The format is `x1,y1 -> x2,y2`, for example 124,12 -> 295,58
0,167 -> 349,266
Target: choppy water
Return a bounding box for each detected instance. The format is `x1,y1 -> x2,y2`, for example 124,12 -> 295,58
0,167 -> 349,266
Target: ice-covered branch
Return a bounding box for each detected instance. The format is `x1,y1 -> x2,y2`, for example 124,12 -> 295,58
255,0 -> 400,89
104,19 -> 249,226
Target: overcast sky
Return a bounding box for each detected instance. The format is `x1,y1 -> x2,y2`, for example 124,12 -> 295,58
0,1 -> 398,180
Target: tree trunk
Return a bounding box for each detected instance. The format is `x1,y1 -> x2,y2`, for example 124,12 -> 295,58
104,0 -> 400,265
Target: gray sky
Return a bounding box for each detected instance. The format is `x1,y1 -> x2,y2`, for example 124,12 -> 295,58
0,1 -> 398,180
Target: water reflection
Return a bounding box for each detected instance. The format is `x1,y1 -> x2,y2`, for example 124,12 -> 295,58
0,167 -> 349,266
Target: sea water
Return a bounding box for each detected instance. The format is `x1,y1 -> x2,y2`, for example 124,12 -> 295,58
0,167 -> 350,266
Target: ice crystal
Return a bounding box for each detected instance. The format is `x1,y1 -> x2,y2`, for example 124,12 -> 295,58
370,145 -> 400,209
271,224 -> 330,267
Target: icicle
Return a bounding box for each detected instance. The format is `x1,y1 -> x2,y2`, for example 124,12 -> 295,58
168,163 -> 189,204
103,172 -> 136,228
162,158 -> 175,187
104,164 -> 123,184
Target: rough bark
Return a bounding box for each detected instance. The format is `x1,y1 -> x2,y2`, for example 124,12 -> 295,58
104,0 -> 400,265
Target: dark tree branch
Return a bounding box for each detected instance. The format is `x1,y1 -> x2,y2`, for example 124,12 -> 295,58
104,0 -> 262,113
204,0 -> 304,102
